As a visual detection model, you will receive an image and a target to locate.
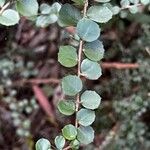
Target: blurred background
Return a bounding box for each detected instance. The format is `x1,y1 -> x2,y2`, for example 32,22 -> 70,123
0,0 -> 150,150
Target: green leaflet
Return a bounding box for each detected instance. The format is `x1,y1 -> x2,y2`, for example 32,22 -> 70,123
0,0 -> 5,7
36,15 -> 58,27
0,9 -> 20,26
77,126 -> 94,145
57,100 -> 75,116
36,2 -> 61,27
71,0 -> 85,6
62,124 -> 77,140
81,59 -> 102,80
120,0 -> 130,7
35,138 -> 51,150
16,0 -> 39,17
70,139 -> 80,149
58,3 -> 82,27
77,18 -> 100,42
87,5 -> 113,23
81,90 -> 101,110
77,108 -> 95,126
62,75 -> 83,96
54,135 -> 65,149
83,40 -> 105,61
140,0 -> 150,5
95,0 -> 111,2
58,45 -> 78,67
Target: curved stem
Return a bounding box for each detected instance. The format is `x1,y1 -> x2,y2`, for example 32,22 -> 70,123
75,0 -> 89,128
63,145 -> 71,150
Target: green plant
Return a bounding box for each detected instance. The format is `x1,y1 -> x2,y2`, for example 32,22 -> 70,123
0,58 -> 39,137
0,0 -> 149,149
108,95 -> 150,150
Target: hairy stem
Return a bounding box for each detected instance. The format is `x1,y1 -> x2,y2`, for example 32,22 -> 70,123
75,0 -> 89,128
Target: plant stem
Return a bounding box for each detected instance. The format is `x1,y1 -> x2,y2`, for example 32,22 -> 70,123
121,3 -> 142,10
83,0 -> 88,17
75,0 -> 89,128
0,2 -> 10,15
63,145 -> 71,150
11,78 -> 60,87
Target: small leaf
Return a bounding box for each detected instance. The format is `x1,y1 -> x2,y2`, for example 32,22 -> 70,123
140,0 -> 150,5
62,124 -> 77,140
81,90 -> 101,110
40,3 -> 51,14
58,3 -> 82,27
0,0 -> 5,7
36,15 -> 58,27
71,0 -> 85,6
83,40 -> 105,61
40,2 -> 61,15
87,6 -> 113,23
77,18 -> 100,42
77,108 -> 95,126
16,0 -> 39,17
51,2 -> 61,14
77,126 -> 94,145
35,138 -> 51,150
81,59 -> 102,80
70,139 -> 80,149
36,2 -> 61,27
62,75 -> 83,96
54,135 -> 65,149
58,45 -> 78,67
120,0 -> 130,7
58,100 -> 75,116
129,5 -> 139,14
129,0 -> 139,4
0,9 -> 20,26
95,0 -> 111,2
111,6 -> 121,15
